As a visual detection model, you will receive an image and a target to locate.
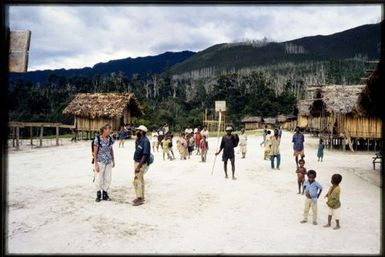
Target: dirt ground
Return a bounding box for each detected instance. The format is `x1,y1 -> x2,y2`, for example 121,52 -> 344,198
6,131 -> 382,254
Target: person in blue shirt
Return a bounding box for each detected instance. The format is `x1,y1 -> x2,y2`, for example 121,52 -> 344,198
118,126 -> 128,148
132,125 -> 151,206
277,126 -> 283,140
292,126 -> 305,167
300,170 -> 323,225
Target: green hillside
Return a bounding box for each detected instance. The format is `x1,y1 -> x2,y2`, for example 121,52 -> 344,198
170,22 -> 381,75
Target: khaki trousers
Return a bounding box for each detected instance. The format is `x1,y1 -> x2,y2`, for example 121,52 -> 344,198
95,162 -> 112,192
303,198 -> 318,222
133,162 -> 148,198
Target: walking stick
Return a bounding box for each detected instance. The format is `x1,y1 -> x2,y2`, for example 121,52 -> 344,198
211,111 -> 222,175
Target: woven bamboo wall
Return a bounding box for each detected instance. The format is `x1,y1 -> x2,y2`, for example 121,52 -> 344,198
336,114 -> 382,139
282,120 -> 297,131
75,117 -> 121,131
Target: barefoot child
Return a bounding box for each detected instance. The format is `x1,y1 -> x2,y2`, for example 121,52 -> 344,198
200,135 -> 208,162
317,138 -> 325,162
300,170 -> 323,225
324,174 -> 342,230
296,159 -> 307,194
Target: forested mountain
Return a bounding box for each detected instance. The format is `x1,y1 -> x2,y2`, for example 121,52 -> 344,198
9,51 -> 195,85
170,22 -> 381,75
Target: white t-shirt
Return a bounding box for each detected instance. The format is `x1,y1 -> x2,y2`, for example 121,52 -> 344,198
239,133 -> 247,145
201,129 -> 209,137
151,132 -> 158,142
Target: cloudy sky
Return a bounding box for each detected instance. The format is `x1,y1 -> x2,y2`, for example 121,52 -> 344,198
8,5 -> 382,71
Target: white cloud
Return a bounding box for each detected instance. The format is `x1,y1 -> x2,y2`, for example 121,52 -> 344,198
8,4 -> 382,71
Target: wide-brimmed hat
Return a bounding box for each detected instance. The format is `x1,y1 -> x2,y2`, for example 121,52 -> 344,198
225,126 -> 233,131
137,125 -> 148,132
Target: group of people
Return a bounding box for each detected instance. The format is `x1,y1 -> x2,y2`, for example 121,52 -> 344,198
91,122 -> 341,229
150,125 -> 210,163
259,125 -> 340,229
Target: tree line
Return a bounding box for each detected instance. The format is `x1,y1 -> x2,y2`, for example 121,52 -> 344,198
8,57 -> 367,132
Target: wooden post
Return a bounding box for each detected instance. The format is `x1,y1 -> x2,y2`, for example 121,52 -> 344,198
39,126 -> 43,147
30,126 -> 33,146
211,111 -> 222,176
56,126 -> 59,146
16,126 -> 20,150
367,138 -> 370,152
12,127 -> 15,147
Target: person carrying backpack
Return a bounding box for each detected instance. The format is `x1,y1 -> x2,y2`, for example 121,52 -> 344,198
215,126 -> 239,180
93,124 -> 115,202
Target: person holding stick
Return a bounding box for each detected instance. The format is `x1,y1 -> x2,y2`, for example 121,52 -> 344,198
215,126 -> 239,180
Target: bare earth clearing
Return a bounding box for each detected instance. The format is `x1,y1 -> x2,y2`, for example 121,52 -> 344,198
7,131 -> 381,254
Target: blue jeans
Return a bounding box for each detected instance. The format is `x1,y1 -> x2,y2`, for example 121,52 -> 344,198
271,154 -> 281,169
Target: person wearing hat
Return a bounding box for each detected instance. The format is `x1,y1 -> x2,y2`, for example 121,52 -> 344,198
215,126 -> 239,180
132,125 -> 151,206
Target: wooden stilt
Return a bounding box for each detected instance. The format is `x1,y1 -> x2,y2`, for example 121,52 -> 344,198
16,126 -> 20,150
39,126 -> 44,147
56,126 -> 59,146
30,126 -> 33,146
367,138 -> 370,152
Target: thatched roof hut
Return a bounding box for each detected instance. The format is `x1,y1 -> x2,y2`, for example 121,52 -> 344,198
286,114 -> 297,120
302,85 -> 382,140
357,60 -> 384,118
241,116 -> 262,123
309,85 -> 365,117
63,93 -> 144,131
277,114 -> 287,123
297,100 -> 311,116
241,116 -> 262,130
263,117 -> 276,124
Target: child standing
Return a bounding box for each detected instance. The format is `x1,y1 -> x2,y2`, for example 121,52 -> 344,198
176,133 -> 188,160
300,170 -> 323,225
169,133 -> 175,160
263,130 -> 272,160
195,129 -> 202,155
200,135 -> 209,162
239,128 -> 248,158
317,138 -> 325,162
187,134 -> 194,158
296,159 -> 307,194
324,174 -> 342,230
161,135 -> 173,161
